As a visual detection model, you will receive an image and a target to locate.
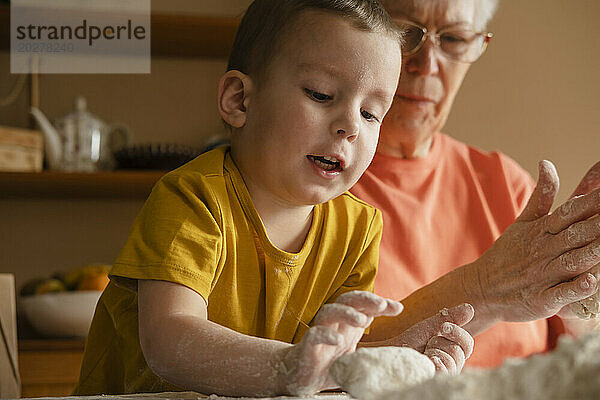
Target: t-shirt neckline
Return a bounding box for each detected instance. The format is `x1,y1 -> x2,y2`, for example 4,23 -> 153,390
223,150 -> 318,266
370,132 -> 445,175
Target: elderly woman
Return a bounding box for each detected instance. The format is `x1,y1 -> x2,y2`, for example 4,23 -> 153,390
354,0 -> 600,368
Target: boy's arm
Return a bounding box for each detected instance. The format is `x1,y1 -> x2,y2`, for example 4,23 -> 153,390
138,280 -> 402,397
138,279 -> 289,397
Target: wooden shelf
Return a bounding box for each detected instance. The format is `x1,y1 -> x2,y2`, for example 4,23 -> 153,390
0,170 -> 164,199
151,13 -> 239,58
0,5 -> 240,58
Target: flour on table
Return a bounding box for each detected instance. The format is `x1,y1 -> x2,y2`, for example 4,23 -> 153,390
329,347 -> 435,400
380,332 -> 600,400
571,264 -> 600,319
45,392 -> 351,400
206,393 -> 349,400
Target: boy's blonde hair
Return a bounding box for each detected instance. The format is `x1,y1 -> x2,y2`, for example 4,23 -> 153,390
227,0 -> 403,83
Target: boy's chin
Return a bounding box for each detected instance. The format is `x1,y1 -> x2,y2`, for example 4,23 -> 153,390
299,187 -> 349,205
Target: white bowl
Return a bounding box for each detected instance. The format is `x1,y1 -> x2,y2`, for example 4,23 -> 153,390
20,291 -> 102,338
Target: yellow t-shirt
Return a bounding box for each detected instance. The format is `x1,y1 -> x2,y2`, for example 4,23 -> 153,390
75,146 -> 382,395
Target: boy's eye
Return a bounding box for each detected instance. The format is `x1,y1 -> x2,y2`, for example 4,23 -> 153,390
305,88 -> 332,102
361,109 -> 379,123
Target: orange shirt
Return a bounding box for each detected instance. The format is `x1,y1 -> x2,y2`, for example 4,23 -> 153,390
351,133 -> 551,368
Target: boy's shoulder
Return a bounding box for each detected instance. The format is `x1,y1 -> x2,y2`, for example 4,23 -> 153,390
321,192 -> 383,245
167,145 -> 229,180
326,191 -> 381,220
156,145 -> 230,190
150,146 -> 230,203
334,190 -> 378,209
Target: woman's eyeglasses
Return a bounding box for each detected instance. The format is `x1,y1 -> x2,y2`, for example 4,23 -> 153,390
395,19 -> 493,64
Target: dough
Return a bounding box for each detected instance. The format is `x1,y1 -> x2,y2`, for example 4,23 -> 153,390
570,265 -> 600,319
329,347 -> 435,400
381,332 -> 600,400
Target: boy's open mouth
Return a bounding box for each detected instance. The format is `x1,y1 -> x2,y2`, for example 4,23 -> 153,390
307,155 -> 343,172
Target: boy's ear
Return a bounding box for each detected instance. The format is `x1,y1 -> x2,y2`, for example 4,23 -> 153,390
217,70 -> 253,128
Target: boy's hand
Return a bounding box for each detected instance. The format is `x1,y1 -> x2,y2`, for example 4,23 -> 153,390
277,291 -> 402,396
391,303 -> 475,375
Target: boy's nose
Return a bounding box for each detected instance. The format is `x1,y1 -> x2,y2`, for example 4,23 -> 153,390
337,128 -> 358,143
334,112 -> 360,143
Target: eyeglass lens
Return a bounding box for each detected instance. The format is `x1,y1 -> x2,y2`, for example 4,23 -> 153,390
400,23 -> 487,62
403,24 -> 426,53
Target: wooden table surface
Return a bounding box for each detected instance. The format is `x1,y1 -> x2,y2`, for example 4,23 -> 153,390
18,339 -> 86,398
20,392 -> 350,400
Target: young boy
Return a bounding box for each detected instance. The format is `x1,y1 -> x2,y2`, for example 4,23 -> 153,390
75,0 -> 474,397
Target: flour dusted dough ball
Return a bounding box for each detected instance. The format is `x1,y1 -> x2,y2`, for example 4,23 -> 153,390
329,347 -> 435,400
381,333 -> 600,400
570,265 -> 600,319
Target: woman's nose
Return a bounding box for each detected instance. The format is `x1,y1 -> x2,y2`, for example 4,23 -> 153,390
404,38 -> 440,76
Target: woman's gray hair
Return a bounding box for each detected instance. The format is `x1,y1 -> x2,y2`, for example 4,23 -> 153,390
474,0 -> 499,31
382,0 -> 499,31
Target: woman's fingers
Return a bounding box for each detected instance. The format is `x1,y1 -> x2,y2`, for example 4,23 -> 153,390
547,237 -> 600,281
424,321 -> 473,374
392,304 -> 474,352
540,273 -> 598,315
446,303 -> 475,327
423,321 -> 473,374
517,160 -> 559,223
424,347 -> 458,374
478,160 -> 600,325
437,322 -> 474,359
429,355 -> 448,374
425,335 -> 465,373
549,215 -> 600,253
545,188 -> 600,235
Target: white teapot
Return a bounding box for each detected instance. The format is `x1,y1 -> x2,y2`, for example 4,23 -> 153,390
31,96 -> 130,172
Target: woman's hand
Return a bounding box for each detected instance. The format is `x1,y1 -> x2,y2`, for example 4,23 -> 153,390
277,291 -> 402,396
364,160 -> 600,344
382,303 -> 474,375
557,160 -> 600,321
466,161 -> 600,325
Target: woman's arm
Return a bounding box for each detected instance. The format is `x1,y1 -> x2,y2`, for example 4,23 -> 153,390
367,161 -> 600,340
